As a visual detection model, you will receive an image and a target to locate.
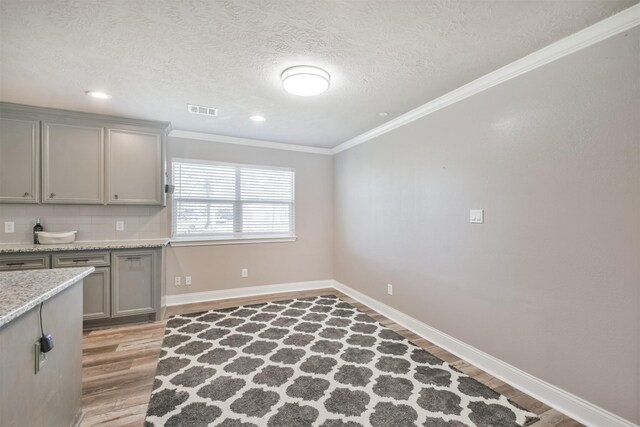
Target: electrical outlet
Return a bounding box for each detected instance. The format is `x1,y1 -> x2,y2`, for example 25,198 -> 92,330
470,209 -> 484,224
4,221 -> 15,233
387,284 -> 393,295
241,268 -> 248,278
34,341 -> 47,374
116,220 -> 125,231
174,276 -> 182,286
185,276 -> 192,286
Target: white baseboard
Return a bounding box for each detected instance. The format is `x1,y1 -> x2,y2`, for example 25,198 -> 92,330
164,278 -> 636,427
331,280 -> 637,427
165,280 -> 334,307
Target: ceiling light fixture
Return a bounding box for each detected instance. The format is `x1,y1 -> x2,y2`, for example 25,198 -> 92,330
281,65 -> 330,97
86,90 -> 111,99
250,115 -> 266,122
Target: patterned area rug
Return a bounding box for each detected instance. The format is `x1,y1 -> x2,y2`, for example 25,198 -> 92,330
145,295 -> 538,426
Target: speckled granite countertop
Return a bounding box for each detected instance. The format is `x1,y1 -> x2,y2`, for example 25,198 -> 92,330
0,239 -> 169,254
0,267 -> 94,328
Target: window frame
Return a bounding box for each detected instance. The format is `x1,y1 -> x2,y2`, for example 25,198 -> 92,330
170,158 -> 296,245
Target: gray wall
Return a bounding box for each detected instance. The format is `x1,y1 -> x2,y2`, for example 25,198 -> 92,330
333,28 -> 640,423
166,137 -> 333,295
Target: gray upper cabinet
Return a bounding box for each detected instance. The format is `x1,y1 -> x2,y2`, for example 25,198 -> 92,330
106,128 -> 163,205
0,117 -> 39,203
42,122 -> 105,204
0,103 -> 169,205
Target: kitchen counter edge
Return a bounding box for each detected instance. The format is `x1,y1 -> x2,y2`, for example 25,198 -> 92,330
0,239 -> 170,254
0,267 -> 95,328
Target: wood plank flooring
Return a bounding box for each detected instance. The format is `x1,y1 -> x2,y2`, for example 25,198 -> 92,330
81,289 -> 583,427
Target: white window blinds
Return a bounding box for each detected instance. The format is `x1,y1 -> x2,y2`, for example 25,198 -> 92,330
172,160 -> 295,240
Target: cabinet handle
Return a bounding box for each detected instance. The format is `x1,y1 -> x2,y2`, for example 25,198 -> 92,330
23,192 -> 30,197
50,193 -> 56,199
114,194 -> 119,200
126,257 -> 141,261
6,262 -> 25,266
72,259 -> 90,263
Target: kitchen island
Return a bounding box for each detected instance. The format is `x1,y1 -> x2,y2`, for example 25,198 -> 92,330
0,267 -> 94,427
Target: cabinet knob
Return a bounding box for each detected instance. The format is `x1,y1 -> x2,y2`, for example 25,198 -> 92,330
114,194 -> 119,200
23,192 -> 30,197
50,193 -> 55,198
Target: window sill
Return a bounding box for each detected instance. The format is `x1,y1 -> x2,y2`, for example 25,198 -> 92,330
169,236 -> 298,247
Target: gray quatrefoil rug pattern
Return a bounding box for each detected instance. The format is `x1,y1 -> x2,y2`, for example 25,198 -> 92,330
145,295 -> 539,427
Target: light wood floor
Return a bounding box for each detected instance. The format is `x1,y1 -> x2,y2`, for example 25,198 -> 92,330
81,289 -> 582,427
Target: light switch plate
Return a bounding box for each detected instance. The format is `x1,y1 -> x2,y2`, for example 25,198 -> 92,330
470,209 -> 484,224
116,220 -> 125,231
4,221 -> 15,233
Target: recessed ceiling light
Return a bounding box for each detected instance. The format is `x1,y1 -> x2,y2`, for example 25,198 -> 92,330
86,90 -> 111,99
281,65 -> 330,97
250,115 -> 266,122
379,112 -> 389,117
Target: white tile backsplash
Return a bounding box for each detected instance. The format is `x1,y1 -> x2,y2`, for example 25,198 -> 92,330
0,204 -> 169,243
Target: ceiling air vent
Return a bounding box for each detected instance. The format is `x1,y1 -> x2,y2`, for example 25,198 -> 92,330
187,104 -> 218,117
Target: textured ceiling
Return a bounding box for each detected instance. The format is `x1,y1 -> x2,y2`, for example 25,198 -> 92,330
0,0 -> 636,148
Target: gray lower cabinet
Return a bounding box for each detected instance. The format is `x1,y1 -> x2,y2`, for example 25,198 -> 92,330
16,247 -> 163,326
52,251 -> 110,268
82,267 -> 111,320
0,248 -> 161,325
0,254 -> 50,271
51,251 -> 111,321
112,250 -> 158,317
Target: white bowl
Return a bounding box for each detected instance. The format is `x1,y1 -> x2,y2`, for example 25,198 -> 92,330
37,231 -> 77,245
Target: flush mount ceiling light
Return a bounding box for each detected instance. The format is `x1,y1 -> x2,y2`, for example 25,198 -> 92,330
86,90 -> 111,99
250,115 -> 266,122
281,65 -> 330,97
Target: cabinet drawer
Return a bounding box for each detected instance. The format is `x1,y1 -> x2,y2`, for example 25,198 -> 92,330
0,254 -> 50,271
52,251 -> 110,267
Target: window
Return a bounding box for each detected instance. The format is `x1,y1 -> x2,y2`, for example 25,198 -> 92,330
172,159 -> 295,241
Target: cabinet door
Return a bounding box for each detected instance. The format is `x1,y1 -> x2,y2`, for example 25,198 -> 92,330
106,128 -> 163,205
112,250 -> 158,317
0,117 -> 39,203
82,267 -> 111,320
42,122 -> 104,204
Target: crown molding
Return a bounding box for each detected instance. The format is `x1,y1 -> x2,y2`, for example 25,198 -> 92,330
331,4 -> 640,155
169,129 -> 333,155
